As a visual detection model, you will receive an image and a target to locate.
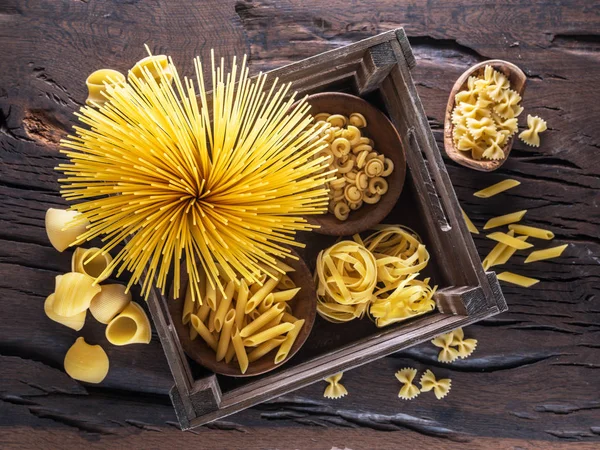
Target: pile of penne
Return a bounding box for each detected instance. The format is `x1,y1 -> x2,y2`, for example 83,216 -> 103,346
183,263 -> 305,374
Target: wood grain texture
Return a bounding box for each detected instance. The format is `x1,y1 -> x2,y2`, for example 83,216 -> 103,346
0,0 -> 599,448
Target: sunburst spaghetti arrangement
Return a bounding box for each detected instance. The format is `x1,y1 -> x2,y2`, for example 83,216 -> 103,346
58,49 -> 333,302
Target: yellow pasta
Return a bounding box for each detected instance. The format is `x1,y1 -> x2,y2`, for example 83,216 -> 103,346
519,115 -> 547,147
105,302 -> 151,345
323,372 -> 348,399
190,314 -> 218,351
234,280 -> 249,329
231,329 -> 249,374
524,244 -> 568,264
182,282 -> 196,326
431,331 -> 459,363
44,293 -> 86,331
214,281 -> 235,332
247,336 -> 286,363
216,309 -> 236,362
482,229 -> 515,270
240,303 -> 285,338
493,235 -> 528,266
242,322 -> 294,347
64,337 -> 109,384
72,247 -> 113,282
461,208 -> 479,234
129,54 -> 173,84
483,210 -> 527,230
85,69 -> 126,107
275,319 -> 305,364
45,208 -> 89,253
245,277 -> 280,314
419,370 -> 451,400
89,284 -> 131,324
53,272 -> 101,317
508,224 -> 554,240
395,368 -> 420,400
497,271 -> 540,287
487,232 -> 533,250
474,179 -> 521,198
272,288 -> 301,302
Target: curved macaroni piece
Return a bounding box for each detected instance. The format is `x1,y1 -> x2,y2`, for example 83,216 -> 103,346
323,372 -> 348,399
72,247 -> 113,282
314,112 -> 331,122
483,210 -> 527,230
105,302 -> 152,345
86,69 -> 126,107
344,185 -> 362,203
89,284 -> 131,324
45,208 -> 89,252
327,114 -> 347,128
364,158 -> 384,177
331,138 -> 351,157
368,177 -> 388,195
44,293 -> 86,331
474,179 -> 520,198
333,202 -> 350,221
419,369 -> 451,399
395,368 -> 421,400
53,272 -> 101,317
524,244 -> 568,263
64,337 -> 109,384
497,271 -> 540,287
519,115 -> 547,147
348,112 -> 367,128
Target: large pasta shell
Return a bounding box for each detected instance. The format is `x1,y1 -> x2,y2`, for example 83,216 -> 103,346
52,272 -> 101,317
64,337 -> 109,384
45,208 -> 89,252
129,55 -> 173,84
89,284 -> 131,324
105,302 -> 151,345
72,247 -> 114,282
44,293 -> 86,331
86,69 -> 125,106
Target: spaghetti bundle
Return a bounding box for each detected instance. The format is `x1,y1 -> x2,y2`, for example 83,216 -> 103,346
58,50 -> 333,301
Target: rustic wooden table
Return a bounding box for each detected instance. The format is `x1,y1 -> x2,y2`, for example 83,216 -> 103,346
1,1 -> 599,448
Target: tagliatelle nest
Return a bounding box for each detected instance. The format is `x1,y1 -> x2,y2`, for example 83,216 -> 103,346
58,50 -> 333,301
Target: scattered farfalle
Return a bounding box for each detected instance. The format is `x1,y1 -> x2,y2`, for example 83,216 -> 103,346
519,114 -> 547,147
494,89 -> 522,119
456,338 -> 478,359
420,369 -> 452,400
431,331 -> 459,363
482,134 -> 505,160
395,368 -> 421,400
324,372 -> 348,399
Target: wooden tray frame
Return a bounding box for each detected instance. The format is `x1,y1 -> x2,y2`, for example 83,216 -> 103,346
145,28 -> 508,430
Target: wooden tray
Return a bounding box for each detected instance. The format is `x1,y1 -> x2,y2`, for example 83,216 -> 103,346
145,28 -> 508,430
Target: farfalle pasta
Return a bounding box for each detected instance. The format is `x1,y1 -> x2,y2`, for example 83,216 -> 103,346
419,369 -> 451,400
323,372 -> 348,399
519,115 -> 547,147
395,368 -> 420,400
451,65 -> 523,160
431,331 -> 459,363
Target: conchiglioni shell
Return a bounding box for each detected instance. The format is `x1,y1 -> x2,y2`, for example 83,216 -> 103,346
45,208 -> 89,252
105,302 -> 151,345
129,55 -> 173,83
64,337 -> 109,384
89,284 -> 131,324
72,247 -> 114,282
53,272 -> 101,317
86,69 -> 126,106
44,293 -> 86,331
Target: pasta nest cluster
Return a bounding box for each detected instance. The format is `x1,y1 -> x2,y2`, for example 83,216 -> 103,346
315,225 -> 437,327
58,51 -> 333,303
451,65 -> 523,160
309,112 -> 394,221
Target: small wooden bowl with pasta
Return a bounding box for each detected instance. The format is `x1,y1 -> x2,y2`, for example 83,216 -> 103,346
301,92 -> 406,236
168,250 -> 317,377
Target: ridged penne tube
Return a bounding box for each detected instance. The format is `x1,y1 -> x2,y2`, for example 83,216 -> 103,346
525,244 -> 568,264
234,279 -> 249,329
44,294 -> 86,331
483,210 -> 527,230
474,179 -> 520,198
487,232 -> 533,249
214,281 -> 235,332
245,276 -> 280,314
206,281 -> 217,311
129,55 -> 173,84
461,208 -> 479,234
182,282 -> 195,325
232,329 -> 249,374
272,288 -> 301,302
275,319 -> 305,364
216,309 -> 236,361
494,236 -> 528,266
197,301 -> 211,322
85,69 -> 126,106
105,302 -> 151,345
258,294 -> 275,314
53,272 -> 101,317
240,302 -> 286,338
242,322 -> 294,347
64,337 -> 109,384
497,271 -> 540,287
190,314 -> 217,351
224,341 -> 236,364
247,336 -> 286,363
508,224 -> 555,240
258,313 -> 284,333
45,208 -> 89,252
89,284 -> 131,324
71,247 -> 113,282
482,230 -> 514,270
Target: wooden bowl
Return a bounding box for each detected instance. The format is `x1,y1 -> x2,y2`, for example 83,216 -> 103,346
444,59 -> 527,172
303,92 -> 406,236
168,250 -> 317,377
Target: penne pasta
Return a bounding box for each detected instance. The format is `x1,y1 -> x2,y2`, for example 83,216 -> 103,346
247,336 -> 286,363
493,236 -> 528,266
473,179 -> 521,198
182,282 -> 195,325
197,301 -> 211,323
461,208 -> 479,234
240,303 -> 285,338
524,244 -> 568,264
508,224 -> 554,240
207,307 -> 217,333
242,322 -> 294,347
275,319 -> 305,364
245,276 -> 280,314
282,312 -> 298,323
257,313 -> 284,334
271,288 -> 301,302
483,210 -> 527,230
487,232 -> 533,250
234,279 -> 249,329
482,230 -> 514,270
214,281 -> 235,332
224,341 -> 236,364
232,329 -> 249,373
258,293 -> 275,313
190,314 -> 217,351
216,309 -> 236,361
497,271 -> 540,287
